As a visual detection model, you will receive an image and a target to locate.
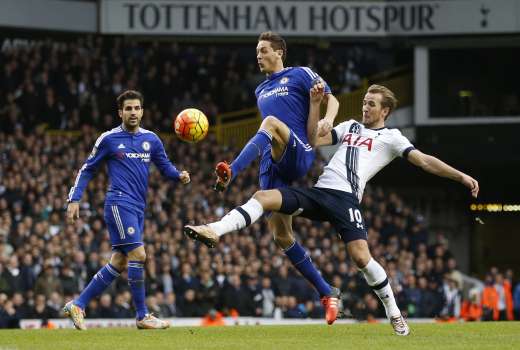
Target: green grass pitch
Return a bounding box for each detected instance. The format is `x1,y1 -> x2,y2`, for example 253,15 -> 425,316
1,322 -> 519,350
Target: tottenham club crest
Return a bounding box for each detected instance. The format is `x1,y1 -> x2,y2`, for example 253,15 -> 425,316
142,141 -> 150,151
128,227 -> 135,235
280,77 -> 289,84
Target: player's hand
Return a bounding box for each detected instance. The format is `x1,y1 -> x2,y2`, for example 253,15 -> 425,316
67,202 -> 80,224
317,119 -> 333,137
310,80 -> 325,104
461,174 -> 479,198
179,171 -> 191,184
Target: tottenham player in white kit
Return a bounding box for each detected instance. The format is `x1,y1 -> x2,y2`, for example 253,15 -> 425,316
185,84 -> 479,335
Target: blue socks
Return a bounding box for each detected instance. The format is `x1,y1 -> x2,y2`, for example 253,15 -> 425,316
74,261 -> 148,320
230,130 -> 272,181
284,242 -> 332,297
75,264 -> 120,309
128,260 -> 148,320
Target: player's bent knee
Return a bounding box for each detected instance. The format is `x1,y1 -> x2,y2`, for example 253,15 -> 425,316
347,240 -> 371,268
351,249 -> 371,268
261,115 -> 281,129
253,190 -> 281,211
253,190 -> 268,203
127,246 -> 146,262
352,254 -> 370,269
261,116 -> 286,136
110,252 -> 128,271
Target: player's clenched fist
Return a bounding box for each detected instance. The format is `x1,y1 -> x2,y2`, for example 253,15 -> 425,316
179,171 -> 191,184
317,119 -> 333,137
67,202 -> 80,224
461,174 -> 479,198
310,80 -> 325,104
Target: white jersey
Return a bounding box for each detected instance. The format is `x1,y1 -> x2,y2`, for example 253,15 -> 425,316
315,119 -> 414,202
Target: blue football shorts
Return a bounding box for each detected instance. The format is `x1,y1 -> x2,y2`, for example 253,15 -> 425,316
278,187 -> 368,243
104,204 -> 144,255
259,129 -> 315,190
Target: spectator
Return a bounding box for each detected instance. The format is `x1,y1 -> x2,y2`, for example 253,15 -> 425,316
28,294 -> 57,320
283,296 -> 303,319
0,298 -> 18,328
403,274 -> 421,318
33,263 -> 63,299
220,274 -> 252,316
494,273 -> 513,321
513,281 -> 520,321
160,292 -> 178,317
98,294 -> 116,318
4,256 -> 23,295
461,289 -> 482,321
198,271 -> 219,316
60,265 -> 80,296
441,276 -> 461,319
146,295 -> 163,318
19,254 -> 37,293
0,264 -> 10,294
174,263 -> 199,300
482,275 -> 498,321
179,289 -> 202,317
260,277 -> 276,317
113,292 -> 133,318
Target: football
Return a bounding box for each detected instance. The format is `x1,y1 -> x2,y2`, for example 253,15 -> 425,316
174,108 -> 209,143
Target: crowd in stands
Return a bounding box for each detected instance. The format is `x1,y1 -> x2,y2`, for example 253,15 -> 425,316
1,125 -> 517,328
472,268 -> 519,322
0,36 -> 518,328
0,35 -> 391,133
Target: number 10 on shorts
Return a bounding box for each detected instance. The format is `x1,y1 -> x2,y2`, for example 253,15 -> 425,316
348,208 -> 364,229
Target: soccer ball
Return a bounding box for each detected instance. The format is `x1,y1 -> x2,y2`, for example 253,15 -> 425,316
174,108 -> 209,143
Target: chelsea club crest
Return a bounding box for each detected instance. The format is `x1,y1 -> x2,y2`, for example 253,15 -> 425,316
142,141 -> 150,151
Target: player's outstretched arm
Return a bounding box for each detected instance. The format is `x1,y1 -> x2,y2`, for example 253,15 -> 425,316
407,149 -> 479,198
152,136 -> 190,184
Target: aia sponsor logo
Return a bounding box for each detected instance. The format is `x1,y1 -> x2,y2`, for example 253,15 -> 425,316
342,133 -> 373,151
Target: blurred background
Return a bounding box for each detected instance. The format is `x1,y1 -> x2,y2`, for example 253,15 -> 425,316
0,0 -> 519,328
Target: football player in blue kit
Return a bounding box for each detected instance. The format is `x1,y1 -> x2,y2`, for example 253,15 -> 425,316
64,90 -> 190,330
187,31 -> 342,324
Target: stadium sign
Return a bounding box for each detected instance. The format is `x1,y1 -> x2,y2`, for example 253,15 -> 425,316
100,0 -> 520,36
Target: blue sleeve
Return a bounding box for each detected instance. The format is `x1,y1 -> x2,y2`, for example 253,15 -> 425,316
68,135 -> 110,202
298,67 -> 332,94
152,136 -> 181,181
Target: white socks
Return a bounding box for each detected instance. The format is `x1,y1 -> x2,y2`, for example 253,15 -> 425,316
209,198 -> 264,237
360,258 -> 401,318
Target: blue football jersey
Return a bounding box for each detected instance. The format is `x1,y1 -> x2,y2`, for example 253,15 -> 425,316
255,67 -> 331,145
68,126 -> 181,211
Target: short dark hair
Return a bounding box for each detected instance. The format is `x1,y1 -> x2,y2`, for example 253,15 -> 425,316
258,31 -> 287,62
116,90 -> 144,110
